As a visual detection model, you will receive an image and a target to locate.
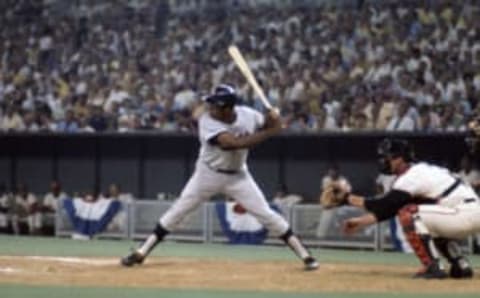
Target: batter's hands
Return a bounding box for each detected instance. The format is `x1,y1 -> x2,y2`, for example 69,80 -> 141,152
264,108 -> 283,133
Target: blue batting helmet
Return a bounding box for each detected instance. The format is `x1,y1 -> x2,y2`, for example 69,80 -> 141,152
205,84 -> 238,108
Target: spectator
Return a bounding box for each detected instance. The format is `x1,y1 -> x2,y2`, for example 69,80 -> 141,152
42,180 -> 68,234
0,184 -> 13,233
386,99 -> 416,131
272,184 -> 303,218
104,183 -> 132,233
12,183 -> 40,234
1,106 -> 25,132
56,110 -> 79,133
89,106 -> 109,132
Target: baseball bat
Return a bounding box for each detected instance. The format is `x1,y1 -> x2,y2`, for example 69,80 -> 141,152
228,45 -> 273,111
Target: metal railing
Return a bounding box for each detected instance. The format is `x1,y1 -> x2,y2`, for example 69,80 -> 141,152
56,200 -> 382,250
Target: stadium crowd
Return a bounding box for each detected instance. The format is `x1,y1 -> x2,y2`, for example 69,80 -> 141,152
0,0 -> 480,133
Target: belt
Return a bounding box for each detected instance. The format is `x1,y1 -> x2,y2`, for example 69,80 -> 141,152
440,178 -> 461,197
204,162 -> 239,175
214,168 -> 238,175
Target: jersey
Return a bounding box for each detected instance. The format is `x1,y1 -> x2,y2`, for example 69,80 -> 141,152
392,162 -> 479,208
198,105 -> 264,171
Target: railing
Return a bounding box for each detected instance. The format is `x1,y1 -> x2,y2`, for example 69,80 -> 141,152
55,200 -> 384,250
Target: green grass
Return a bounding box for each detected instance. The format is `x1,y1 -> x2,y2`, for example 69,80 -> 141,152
0,235 -> 422,265
2,285 -> 480,298
1,235 -> 479,298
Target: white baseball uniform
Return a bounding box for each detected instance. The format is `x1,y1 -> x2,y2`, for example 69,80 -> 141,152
392,162 -> 480,239
159,105 -> 289,236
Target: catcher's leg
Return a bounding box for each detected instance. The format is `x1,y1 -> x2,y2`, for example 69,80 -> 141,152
398,204 -> 447,279
433,238 -> 473,278
226,172 -> 318,271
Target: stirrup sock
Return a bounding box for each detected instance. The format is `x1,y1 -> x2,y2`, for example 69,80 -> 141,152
280,228 -> 310,260
138,223 -> 170,256
433,238 -> 464,263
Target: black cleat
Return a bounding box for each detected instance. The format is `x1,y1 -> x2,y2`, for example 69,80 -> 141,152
121,251 -> 145,267
450,258 -> 474,279
413,262 -> 447,279
303,256 -> 319,271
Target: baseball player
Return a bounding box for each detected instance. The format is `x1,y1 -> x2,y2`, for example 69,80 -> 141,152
321,138 -> 480,279
121,84 -> 319,271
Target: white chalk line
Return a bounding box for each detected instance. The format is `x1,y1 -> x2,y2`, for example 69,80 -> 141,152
0,267 -> 22,274
0,256 -> 118,266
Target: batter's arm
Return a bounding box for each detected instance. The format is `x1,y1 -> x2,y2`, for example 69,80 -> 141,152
214,110 -> 282,150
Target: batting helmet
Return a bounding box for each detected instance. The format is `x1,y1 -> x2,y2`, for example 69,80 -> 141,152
377,138 -> 415,174
205,84 -> 238,108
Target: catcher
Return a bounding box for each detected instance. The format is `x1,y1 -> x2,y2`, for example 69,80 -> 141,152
321,138 -> 480,279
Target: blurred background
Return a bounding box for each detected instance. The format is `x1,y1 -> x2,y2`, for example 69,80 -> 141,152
0,0 -> 479,252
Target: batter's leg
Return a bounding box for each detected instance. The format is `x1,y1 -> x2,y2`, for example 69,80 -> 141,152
226,172 -> 318,270
121,169 -> 218,267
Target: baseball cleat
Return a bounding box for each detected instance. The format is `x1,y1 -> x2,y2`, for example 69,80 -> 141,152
450,257 -> 474,279
413,262 -> 447,279
303,256 -> 319,271
121,251 -> 145,267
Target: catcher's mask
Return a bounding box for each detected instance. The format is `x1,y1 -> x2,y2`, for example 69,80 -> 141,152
204,84 -> 238,109
377,138 -> 414,174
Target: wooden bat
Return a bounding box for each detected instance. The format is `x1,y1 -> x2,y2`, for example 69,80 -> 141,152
228,45 -> 273,111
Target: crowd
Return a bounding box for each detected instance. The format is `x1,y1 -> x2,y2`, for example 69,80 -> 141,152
0,0 -> 480,133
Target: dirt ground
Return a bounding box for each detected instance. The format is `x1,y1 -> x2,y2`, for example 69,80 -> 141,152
0,256 -> 479,294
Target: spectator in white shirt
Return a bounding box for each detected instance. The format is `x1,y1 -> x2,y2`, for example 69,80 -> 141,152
386,99 -> 416,131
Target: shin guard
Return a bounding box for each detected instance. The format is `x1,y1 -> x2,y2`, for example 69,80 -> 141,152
398,204 -> 439,267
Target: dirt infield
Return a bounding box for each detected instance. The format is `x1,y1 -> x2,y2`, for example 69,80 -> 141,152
0,256 -> 479,294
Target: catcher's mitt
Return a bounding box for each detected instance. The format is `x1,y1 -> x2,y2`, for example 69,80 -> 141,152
320,184 -> 350,209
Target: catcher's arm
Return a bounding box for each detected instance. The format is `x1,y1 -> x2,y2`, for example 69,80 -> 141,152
343,214 -> 377,235
347,190 -> 413,222
341,191 -> 410,235
321,183 -> 412,219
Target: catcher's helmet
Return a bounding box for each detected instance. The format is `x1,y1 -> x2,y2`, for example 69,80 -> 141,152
205,84 -> 238,108
377,138 -> 414,174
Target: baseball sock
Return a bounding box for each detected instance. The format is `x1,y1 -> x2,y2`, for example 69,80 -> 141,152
137,223 -> 170,256
433,238 -> 471,267
280,228 -> 310,260
433,238 -> 472,278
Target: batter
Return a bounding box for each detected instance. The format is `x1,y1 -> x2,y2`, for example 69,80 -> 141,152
121,84 -> 318,271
